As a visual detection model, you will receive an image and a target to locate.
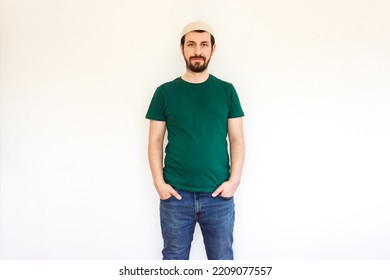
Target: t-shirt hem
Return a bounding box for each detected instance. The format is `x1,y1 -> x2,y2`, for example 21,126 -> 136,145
170,184 -> 217,193
228,113 -> 245,119
145,114 -> 166,121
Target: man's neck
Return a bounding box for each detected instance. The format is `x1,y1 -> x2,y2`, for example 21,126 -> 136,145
181,70 -> 209,84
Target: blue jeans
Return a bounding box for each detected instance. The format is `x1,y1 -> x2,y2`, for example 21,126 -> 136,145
160,189 -> 235,260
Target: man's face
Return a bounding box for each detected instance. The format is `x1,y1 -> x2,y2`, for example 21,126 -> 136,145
181,31 -> 215,73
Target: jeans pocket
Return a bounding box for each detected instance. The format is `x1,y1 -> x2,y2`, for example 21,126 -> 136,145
161,197 -> 173,202
218,194 -> 234,201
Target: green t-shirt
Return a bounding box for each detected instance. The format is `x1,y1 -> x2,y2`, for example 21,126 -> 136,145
146,74 -> 244,193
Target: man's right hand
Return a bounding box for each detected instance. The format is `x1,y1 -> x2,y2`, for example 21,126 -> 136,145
155,182 -> 182,200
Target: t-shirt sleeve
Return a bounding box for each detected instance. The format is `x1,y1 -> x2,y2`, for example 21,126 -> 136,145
228,85 -> 245,118
145,87 -> 166,121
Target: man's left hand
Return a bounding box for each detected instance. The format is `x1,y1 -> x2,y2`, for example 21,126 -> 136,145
212,180 -> 239,198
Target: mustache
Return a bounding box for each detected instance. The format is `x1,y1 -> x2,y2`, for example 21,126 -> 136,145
190,55 -> 206,60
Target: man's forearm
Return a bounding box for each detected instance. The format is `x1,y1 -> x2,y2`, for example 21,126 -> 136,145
148,140 -> 165,187
229,138 -> 245,185
148,129 -> 181,200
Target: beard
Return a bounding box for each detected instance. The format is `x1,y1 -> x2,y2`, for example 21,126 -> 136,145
184,55 -> 211,73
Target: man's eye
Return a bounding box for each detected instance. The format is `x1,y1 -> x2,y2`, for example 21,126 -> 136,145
202,44 -> 209,47
187,43 -> 194,47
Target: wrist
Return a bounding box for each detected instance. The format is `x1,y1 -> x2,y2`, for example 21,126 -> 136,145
228,177 -> 241,186
153,178 -> 166,188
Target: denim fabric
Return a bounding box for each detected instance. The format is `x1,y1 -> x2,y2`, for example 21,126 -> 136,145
159,189 -> 235,260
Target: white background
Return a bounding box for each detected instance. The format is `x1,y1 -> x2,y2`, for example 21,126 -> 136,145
1,0 -> 389,259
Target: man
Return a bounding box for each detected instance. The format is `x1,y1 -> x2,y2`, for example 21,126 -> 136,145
146,21 -> 245,260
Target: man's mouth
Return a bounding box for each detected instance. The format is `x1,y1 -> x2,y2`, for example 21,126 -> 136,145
191,57 -> 205,62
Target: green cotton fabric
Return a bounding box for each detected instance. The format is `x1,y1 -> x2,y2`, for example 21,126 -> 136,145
146,75 -> 244,193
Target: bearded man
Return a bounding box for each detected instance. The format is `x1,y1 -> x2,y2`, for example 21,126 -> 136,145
146,21 -> 245,260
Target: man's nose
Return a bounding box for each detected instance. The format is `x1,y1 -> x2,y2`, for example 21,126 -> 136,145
194,45 -> 202,56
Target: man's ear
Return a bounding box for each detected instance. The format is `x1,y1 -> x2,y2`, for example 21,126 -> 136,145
180,44 -> 184,55
211,44 -> 216,56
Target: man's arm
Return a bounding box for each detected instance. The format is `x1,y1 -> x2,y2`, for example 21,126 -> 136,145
212,117 -> 245,198
148,120 -> 181,200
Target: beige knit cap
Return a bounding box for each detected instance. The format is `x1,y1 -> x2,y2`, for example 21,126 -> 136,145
181,21 -> 214,38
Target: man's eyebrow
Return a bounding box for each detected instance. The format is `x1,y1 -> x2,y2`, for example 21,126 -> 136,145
186,40 -> 210,44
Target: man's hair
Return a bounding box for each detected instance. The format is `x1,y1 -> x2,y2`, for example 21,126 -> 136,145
180,30 -> 215,47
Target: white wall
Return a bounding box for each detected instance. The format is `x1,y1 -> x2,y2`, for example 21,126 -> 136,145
1,0 -> 389,259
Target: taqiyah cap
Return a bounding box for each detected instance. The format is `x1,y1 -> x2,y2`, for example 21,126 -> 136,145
181,21 -> 214,38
